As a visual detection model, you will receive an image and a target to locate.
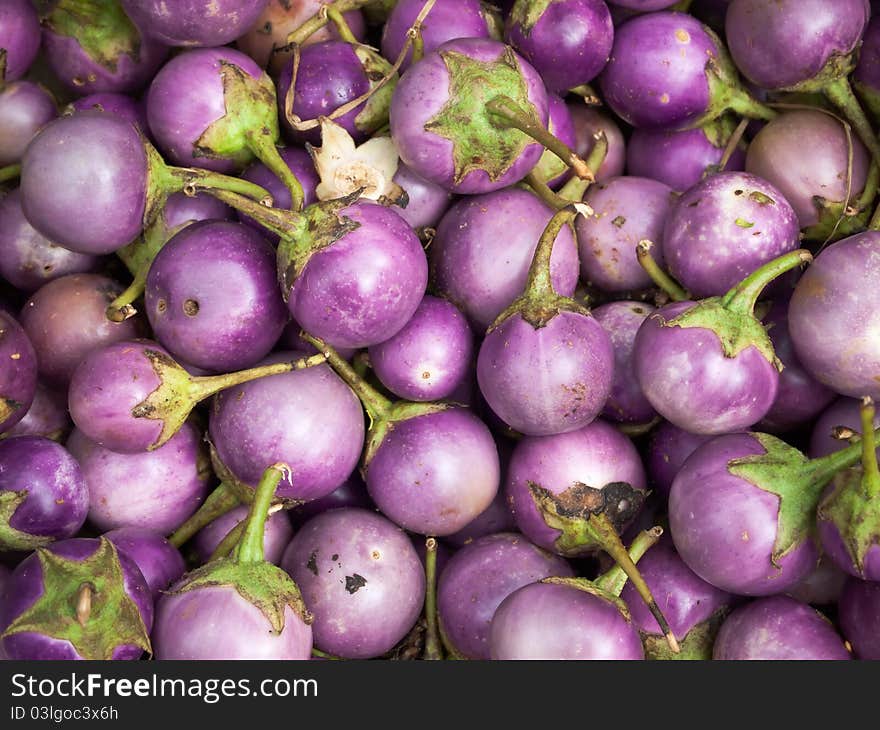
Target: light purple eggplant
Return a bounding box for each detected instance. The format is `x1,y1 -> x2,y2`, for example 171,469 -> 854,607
390,38 -> 553,194
444,489 -> 517,548
0,81 -> 56,167
646,422 -> 710,501
104,527 -> 186,599
632,250 -> 812,435
506,419 -> 646,553
290,475 -> 372,526
209,350 -> 364,502
593,301 -> 657,425
41,0 -> 168,95
390,162 -> 453,229
382,0 -> 499,72
67,423 -> 210,535
759,301 -> 835,433
577,176 -> 675,292
0,311 -> 37,435
19,273 -> 142,386
788,232 -> 880,400
145,220 -> 287,372
0,189 -> 100,293
838,577 -> 880,659
369,295 -> 473,402
786,556 -> 847,607
810,398 -> 880,460
626,119 -> 746,193
153,464 -> 313,660
599,11 -> 773,130
122,0 -> 270,47
438,532 -> 573,659
4,382 -> 70,441
745,109 -> 871,240
0,436 -> 88,550
0,0 -> 41,82
669,427 -> 879,596
193,504 -> 293,566
476,206 -> 614,436
663,172 -> 801,298
432,187 -> 579,331
505,0 -> 613,93
66,92 -> 148,132
713,595 -> 851,660
281,507 -> 425,658
570,105 -> 625,182
0,537 -> 153,660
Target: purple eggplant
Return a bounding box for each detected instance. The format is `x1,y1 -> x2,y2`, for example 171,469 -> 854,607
122,0 -> 270,47
445,489 -> 517,547
786,556 -> 847,607
66,92 -> 148,132
0,311 -> 37,435
810,397 -> 880,460
838,577 -> 880,659
530,95 -> 577,189
104,527 -> 186,599
854,16 -> 880,119
570,105 -> 625,182
4,382 -> 70,441
646,422 -> 710,501
0,81 -> 56,167
390,162 -> 453,228
0,0 -> 41,82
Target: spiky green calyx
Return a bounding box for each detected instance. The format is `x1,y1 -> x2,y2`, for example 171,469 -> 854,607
0,538 -> 152,660
642,607 -> 729,661
541,575 -> 632,620
817,470 -> 880,577
509,0 -> 555,34
0,490 -> 55,551
352,46 -> 398,136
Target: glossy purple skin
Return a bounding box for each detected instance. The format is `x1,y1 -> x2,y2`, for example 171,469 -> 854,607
67,424 -> 209,535
477,311 -> 614,436
0,538 -> 153,661
209,351 -> 364,501
366,408 -> 500,536
163,191 -> 234,229
390,38 -> 549,194
854,16 -> 880,94
122,0 -> 271,47
0,311 -> 37,435
0,82 -> 56,167
570,105 -> 625,181
42,28 -> 167,95
278,41 -> 373,146
664,173 -> 801,298
289,201 -> 428,349
6,383 -> 70,440
646,421 -> 711,500
438,532 -> 572,658
20,273 -> 142,387
810,398 -> 880,460
67,339 -> 167,454
506,0 -> 613,92
490,580 -> 644,659
621,538 -> 732,639
291,475 -> 372,525
669,433 -> 819,596
506,420 -> 646,552
146,221 -> 287,372
193,505 -> 293,566
382,0 -> 495,73
68,93 -> 148,132
600,12 -> 717,129
713,596 -> 850,660
789,232 -> 880,399
839,578 -> 880,659
817,505 -> 880,581
0,436 -> 87,542
281,508 -> 425,659
432,188 -> 579,331
147,47 -> 267,173
760,301 -> 835,433
239,147 -> 318,242
786,556 -> 847,606
391,162 -> 453,229
445,490 -> 517,547
633,301 -> 779,435
593,301 -> 657,424
745,110 -> 870,229
577,176 -> 674,292
104,527 -> 186,599
626,126 -> 745,193
20,113 -> 148,254
369,295 -> 473,402
0,0 -> 40,81
154,585 -> 312,660
726,0 -> 870,90
0,189 -> 99,294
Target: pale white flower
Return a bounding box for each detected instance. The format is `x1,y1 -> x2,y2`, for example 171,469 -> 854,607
311,118 -> 402,203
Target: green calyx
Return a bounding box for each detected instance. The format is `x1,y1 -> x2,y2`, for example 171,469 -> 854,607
642,607 -> 729,661
782,51 -> 856,95
541,575 -> 632,622
662,249 -> 813,367
352,46 -> 398,136
168,465 -> 311,632
0,490 -> 55,551
425,47 -> 542,185
44,0 -> 142,74
509,0 -> 555,34
0,537 -> 152,660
